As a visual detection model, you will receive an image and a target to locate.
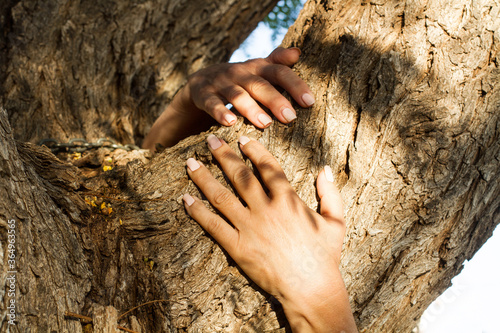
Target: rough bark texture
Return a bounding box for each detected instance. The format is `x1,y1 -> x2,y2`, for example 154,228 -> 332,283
0,0 -> 278,144
1,0 -> 499,332
281,0 -> 500,331
92,305 -> 118,333
0,109 -> 91,332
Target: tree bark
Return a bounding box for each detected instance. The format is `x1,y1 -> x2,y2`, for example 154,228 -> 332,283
282,0 -> 500,331
1,0 -> 499,332
0,0 -> 279,144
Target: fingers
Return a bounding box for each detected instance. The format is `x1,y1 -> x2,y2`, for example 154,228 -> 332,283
187,67 -> 239,127
316,166 -> 346,263
218,64 -> 295,127
203,94 -> 238,126
218,84 -> 274,128
258,63 -> 315,109
238,136 -> 292,197
235,74 -> 297,124
262,47 -> 315,109
266,47 -> 301,67
191,69 -> 278,129
191,91 -> 238,126
206,135 -> 270,208
316,166 -> 345,226
183,193 -> 238,252
186,46 -> 314,130
186,157 -> 250,222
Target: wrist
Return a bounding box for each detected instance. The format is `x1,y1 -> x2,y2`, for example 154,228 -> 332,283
143,87 -> 210,150
142,104 -> 182,150
278,268 -> 357,333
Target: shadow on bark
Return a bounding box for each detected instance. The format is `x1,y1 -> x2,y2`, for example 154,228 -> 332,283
280,22 -> 499,330
1,1 -> 499,331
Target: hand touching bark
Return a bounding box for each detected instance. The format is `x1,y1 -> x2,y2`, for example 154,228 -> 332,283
142,47 -> 314,150
182,135 -> 357,333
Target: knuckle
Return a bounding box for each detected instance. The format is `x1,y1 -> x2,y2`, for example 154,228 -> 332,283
257,155 -> 279,171
227,63 -> 246,77
205,215 -> 222,235
221,86 -> 245,101
213,188 -> 233,206
244,57 -> 264,64
248,78 -> 270,94
203,95 -> 220,110
188,71 -> 209,89
232,166 -> 254,185
244,58 -> 266,68
219,148 -> 235,161
272,64 -> 291,79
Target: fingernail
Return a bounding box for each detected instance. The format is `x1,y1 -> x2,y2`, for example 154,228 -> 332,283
288,47 -> 301,55
258,114 -> 272,127
183,193 -> 195,206
324,165 -> 334,183
239,136 -> 251,146
302,93 -> 315,107
186,158 -> 200,171
282,108 -> 297,122
224,113 -> 237,125
207,134 -> 222,150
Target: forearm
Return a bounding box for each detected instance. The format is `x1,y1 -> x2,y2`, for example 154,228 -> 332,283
142,104 -> 185,150
142,88 -> 213,150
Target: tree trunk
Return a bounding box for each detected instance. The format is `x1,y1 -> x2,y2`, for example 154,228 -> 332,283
282,1 -> 499,331
0,0 -> 279,144
1,0 -> 499,332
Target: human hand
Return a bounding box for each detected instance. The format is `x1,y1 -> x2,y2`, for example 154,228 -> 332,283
142,47 -> 315,150
182,135 -> 357,332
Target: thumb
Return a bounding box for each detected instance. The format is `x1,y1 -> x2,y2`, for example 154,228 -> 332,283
316,166 -> 345,226
266,46 -> 301,66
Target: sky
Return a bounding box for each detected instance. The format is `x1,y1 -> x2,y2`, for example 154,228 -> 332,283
230,20 -> 500,333
418,225 -> 500,333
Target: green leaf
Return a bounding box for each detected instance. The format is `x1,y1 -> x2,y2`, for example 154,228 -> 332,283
263,0 -> 304,40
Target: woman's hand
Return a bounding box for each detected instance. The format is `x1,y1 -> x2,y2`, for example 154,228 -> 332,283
142,47 -> 315,150
182,135 -> 357,332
